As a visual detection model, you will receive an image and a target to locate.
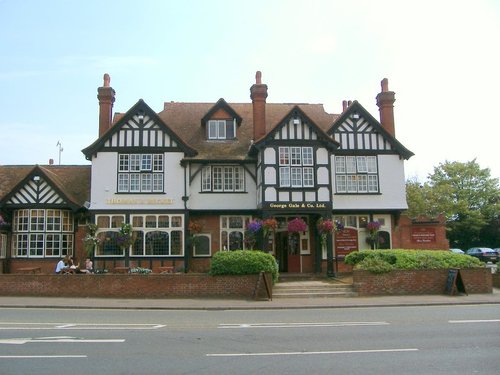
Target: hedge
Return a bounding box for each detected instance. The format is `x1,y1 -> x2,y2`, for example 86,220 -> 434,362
209,250 -> 279,284
345,249 -> 484,274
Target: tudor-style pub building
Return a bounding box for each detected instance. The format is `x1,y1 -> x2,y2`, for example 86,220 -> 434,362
0,72 -> 414,275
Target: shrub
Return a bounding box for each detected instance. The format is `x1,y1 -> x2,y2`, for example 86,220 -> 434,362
209,250 -> 279,284
345,249 -> 483,274
130,267 -> 152,274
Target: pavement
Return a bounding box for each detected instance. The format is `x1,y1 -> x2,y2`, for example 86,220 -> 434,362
1,287 -> 499,311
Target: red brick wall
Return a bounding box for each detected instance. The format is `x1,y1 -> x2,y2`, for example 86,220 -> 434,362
353,268 -> 492,296
0,273 -> 272,299
493,273 -> 500,288
395,214 -> 449,250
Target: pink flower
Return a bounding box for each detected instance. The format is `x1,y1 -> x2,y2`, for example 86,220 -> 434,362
288,217 -> 307,233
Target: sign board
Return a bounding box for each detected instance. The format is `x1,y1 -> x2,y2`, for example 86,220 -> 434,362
262,202 -> 332,210
445,268 -> 467,295
411,227 -> 436,244
335,228 -> 358,257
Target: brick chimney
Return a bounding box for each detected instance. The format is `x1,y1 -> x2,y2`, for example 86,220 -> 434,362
97,73 -> 116,137
376,78 -> 396,136
250,71 -> 268,141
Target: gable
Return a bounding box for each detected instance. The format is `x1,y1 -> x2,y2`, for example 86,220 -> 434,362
254,106 -> 339,151
82,99 -> 197,160
201,98 -> 242,125
0,166 -> 90,210
328,101 -> 413,159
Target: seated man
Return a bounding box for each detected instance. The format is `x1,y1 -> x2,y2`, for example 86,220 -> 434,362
55,255 -> 70,274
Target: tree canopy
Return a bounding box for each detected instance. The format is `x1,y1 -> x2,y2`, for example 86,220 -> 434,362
406,160 -> 499,249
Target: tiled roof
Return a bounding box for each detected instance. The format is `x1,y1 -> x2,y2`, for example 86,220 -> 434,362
157,102 -> 339,161
0,165 -> 91,208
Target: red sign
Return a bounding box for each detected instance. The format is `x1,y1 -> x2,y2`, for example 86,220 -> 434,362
411,227 -> 436,243
335,228 -> 358,256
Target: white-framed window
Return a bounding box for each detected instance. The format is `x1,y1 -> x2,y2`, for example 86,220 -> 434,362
130,214 -> 184,256
201,166 -> 245,192
208,119 -> 236,140
278,146 -> 314,188
0,234 -> 6,258
12,209 -> 74,258
95,215 -> 125,256
335,156 -> 379,193
193,234 -> 211,257
117,153 -> 164,193
220,216 -> 251,251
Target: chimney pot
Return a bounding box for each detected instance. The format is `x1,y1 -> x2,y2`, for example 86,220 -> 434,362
381,78 -> 389,92
342,100 -> 348,112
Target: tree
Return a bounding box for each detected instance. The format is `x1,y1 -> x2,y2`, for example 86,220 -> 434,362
406,160 -> 499,249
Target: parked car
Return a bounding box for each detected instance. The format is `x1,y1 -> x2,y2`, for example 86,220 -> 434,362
449,248 -> 464,254
465,247 -> 498,263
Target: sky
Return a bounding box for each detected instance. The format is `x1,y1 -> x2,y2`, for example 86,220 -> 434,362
1,0 -> 499,181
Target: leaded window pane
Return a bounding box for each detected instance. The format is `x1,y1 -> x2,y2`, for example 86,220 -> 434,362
146,231 -> 169,255
336,175 -> 347,192
280,167 -> 290,187
141,154 -> 152,171
291,147 -> 302,165
213,167 -> 223,191
335,156 -> 346,173
303,167 -> 314,187
224,167 -> 233,191
302,147 -> 313,165
291,167 -> 302,187
346,156 -> 356,173
171,231 -> 183,255
279,147 -> 289,165
347,175 -> 357,192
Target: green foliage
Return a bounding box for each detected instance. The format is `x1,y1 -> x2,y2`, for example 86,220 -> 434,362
130,267 -> 152,274
345,250 -> 484,274
209,250 -> 279,284
406,160 -> 500,249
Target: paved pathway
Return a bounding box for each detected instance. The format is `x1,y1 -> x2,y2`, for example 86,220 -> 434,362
1,288 -> 499,311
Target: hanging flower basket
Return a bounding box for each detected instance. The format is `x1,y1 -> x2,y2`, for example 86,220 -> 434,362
262,218 -> 278,238
366,221 -> 381,249
317,218 -> 344,246
287,217 -> 307,233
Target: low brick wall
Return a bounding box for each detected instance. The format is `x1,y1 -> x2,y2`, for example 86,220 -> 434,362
493,273 -> 500,288
353,268 -> 492,296
0,273 -> 272,300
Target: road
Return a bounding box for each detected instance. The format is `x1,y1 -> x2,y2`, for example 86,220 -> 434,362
0,304 -> 499,374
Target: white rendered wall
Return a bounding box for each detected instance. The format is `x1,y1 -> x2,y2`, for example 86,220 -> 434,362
89,152 -> 186,210
187,166 -> 257,210
332,154 -> 408,210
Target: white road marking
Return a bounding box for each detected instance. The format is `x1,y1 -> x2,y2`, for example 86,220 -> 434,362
207,348 -> 419,357
0,355 -> 87,359
0,336 -> 125,345
0,322 -> 165,330
449,319 -> 500,324
219,321 -> 389,329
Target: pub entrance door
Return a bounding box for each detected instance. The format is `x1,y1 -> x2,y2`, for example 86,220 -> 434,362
276,231 -> 301,273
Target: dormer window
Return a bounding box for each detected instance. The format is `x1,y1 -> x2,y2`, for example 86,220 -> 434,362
208,119 -> 235,140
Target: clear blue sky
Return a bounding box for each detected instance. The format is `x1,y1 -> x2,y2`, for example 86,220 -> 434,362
1,0 -> 499,180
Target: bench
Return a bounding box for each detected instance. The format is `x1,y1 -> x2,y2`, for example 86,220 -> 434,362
16,267 -> 42,274
113,267 -> 130,274
159,266 -> 174,274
